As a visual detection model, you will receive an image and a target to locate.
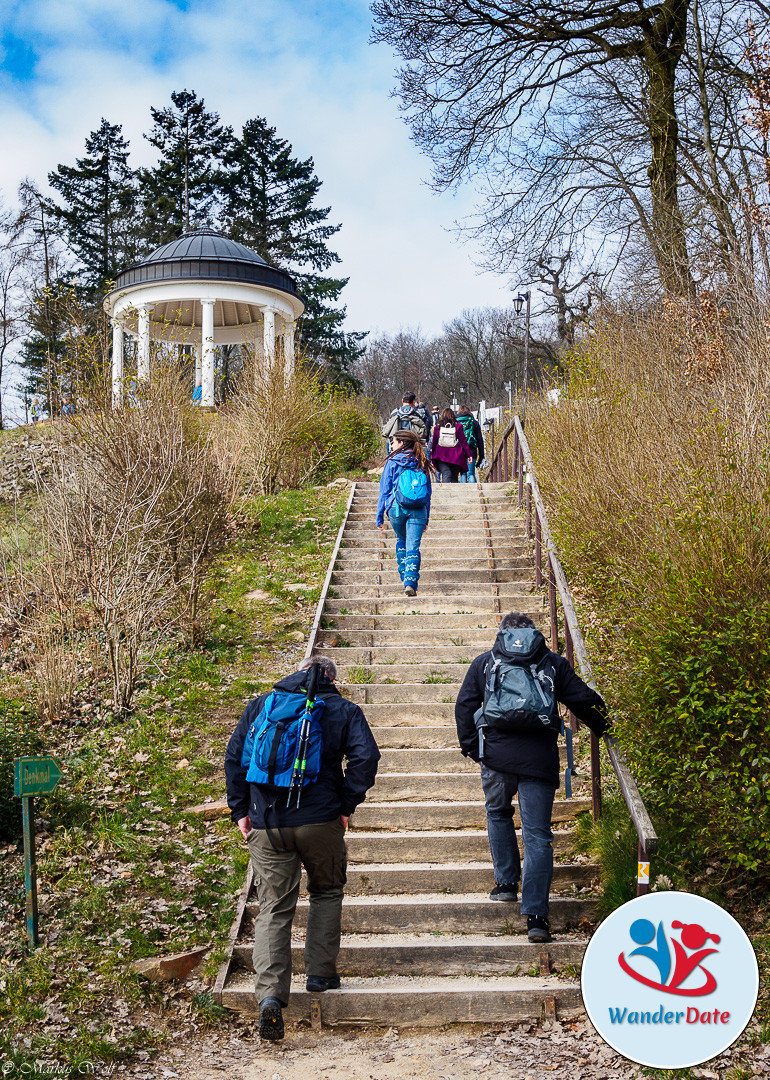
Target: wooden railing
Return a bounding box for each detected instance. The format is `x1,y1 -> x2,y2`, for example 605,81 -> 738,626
488,415 -> 658,896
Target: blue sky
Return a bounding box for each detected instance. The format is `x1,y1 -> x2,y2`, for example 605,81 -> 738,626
0,0 -> 514,338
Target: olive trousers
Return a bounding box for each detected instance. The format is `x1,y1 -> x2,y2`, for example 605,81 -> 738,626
246,818 -> 347,1006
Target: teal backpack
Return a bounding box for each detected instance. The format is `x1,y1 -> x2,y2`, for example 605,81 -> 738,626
458,414 -> 477,449
473,628 -> 558,757
395,465 -> 429,510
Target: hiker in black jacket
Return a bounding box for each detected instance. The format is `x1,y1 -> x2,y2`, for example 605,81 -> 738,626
225,656 -> 380,1039
455,611 -> 609,943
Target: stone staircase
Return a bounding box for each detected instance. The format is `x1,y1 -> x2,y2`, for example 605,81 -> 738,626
215,481 -> 600,1027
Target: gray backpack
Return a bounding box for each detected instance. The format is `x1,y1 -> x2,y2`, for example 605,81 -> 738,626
473,628 -> 558,757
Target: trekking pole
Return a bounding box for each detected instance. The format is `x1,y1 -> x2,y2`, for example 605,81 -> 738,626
288,662 -> 321,808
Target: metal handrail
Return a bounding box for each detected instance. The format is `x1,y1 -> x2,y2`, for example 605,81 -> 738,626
487,415 -> 658,895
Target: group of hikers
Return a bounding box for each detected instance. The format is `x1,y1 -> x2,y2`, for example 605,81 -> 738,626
225,627 -> 608,1040
377,389 -> 490,596
382,390 -> 488,484
224,389 -> 610,1039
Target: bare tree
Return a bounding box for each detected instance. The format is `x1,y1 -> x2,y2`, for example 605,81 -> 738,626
373,0 -> 770,298
354,329 -> 432,416
0,199 -> 34,427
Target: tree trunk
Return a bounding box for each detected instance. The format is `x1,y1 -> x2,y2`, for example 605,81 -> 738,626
644,2 -> 697,298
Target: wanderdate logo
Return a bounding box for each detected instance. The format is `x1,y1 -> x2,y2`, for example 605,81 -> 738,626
581,892 -> 758,1069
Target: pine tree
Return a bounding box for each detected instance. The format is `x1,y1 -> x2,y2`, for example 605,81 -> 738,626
47,119 -> 139,294
140,89 -> 231,247
220,117 -> 364,384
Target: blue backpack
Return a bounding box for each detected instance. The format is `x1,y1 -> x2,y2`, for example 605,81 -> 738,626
241,687 -> 325,793
395,465 -> 429,510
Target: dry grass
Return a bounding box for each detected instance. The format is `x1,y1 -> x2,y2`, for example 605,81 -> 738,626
533,296 -> 770,616
216,350 -> 379,496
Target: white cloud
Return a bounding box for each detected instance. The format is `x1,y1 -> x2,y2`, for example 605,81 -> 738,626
0,0 -> 515,341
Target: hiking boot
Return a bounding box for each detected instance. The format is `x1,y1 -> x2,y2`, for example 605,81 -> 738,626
527,915 -> 552,943
306,974 -> 341,993
258,997 -> 284,1041
489,883 -> 518,902
404,585 -> 416,596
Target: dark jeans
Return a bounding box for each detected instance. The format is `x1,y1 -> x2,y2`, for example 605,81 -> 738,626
246,818 -> 347,1005
480,764 -> 555,918
437,461 -> 462,483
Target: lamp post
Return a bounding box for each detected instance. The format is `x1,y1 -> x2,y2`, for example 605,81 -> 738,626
513,291 -> 531,426
503,380 -> 512,416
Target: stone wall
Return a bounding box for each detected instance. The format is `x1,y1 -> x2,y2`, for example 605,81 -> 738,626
0,432 -> 57,501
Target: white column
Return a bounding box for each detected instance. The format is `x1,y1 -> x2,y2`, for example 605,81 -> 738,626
138,306 -> 150,381
284,321 -> 296,375
194,344 -> 202,400
111,320 -> 124,407
201,298 -> 216,407
263,306 -> 275,366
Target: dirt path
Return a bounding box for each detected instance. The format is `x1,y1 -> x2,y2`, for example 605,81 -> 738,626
109,1017 -> 770,1080
117,1022 -> 644,1080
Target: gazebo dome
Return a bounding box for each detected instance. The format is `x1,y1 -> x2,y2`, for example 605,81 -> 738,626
113,227 -> 301,300
105,227 -> 303,408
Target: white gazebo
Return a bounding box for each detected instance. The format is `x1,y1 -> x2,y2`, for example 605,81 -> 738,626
104,228 -> 304,407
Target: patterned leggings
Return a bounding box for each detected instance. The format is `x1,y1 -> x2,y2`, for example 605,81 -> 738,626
388,505 -> 428,591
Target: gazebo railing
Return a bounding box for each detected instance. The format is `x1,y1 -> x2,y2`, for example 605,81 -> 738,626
488,415 -> 658,896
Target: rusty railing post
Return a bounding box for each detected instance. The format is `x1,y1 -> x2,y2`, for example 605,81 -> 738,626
564,624 -> 578,733
548,555 -> 558,652
503,433 -> 509,481
517,443 -> 524,507
590,729 -> 602,821
534,508 -> 542,587
525,481 -> 532,541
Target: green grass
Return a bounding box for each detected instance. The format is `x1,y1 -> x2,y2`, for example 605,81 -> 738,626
424,672 -> 454,684
0,484 -> 348,1073
346,665 -> 375,684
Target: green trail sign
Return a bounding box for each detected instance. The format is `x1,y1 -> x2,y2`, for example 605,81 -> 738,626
13,756 -> 62,949
14,756 -> 62,797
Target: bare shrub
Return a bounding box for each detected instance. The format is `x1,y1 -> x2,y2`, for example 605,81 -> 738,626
533,296 -> 770,877
221,352 -> 379,496
38,369 -> 231,710
534,297 -> 770,607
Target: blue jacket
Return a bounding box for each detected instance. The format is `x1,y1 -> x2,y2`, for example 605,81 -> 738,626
225,669 -> 380,827
376,451 -> 432,527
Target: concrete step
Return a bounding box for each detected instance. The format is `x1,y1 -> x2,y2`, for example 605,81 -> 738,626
315,630 -> 494,643
346,830 -> 577,863
248,894 -> 599,935
344,683 -> 461,703
365,703 -> 456,722
377,748 -> 476,772
352,798 -> 591,830
332,569 -> 531,586
370,774 -> 483,800
326,591 -> 535,610
316,630 -> 500,649
327,862 -> 597,896
232,931 -> 588,975
320,614 -> 509,630
369,770 -> 578,801
342,528 -> 525,541
370,725 -> 458,747
337,663 -> 474,682
335,554 -> 529,570
220,970 -> 584,1025
323,603 -> 541,621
